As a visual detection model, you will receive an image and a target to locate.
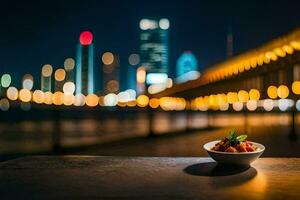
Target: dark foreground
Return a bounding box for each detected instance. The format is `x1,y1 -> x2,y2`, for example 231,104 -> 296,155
0,156 -> 299,200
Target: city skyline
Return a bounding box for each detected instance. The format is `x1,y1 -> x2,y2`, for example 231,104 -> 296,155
0,0 -> 300,88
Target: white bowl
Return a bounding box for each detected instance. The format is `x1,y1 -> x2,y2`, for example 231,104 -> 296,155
203,140 -> 265,166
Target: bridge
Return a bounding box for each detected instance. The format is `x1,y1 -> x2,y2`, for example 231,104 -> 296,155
153,28 -> 300,112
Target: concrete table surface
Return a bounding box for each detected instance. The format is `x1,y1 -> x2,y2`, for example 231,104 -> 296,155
0,156 -> 299,200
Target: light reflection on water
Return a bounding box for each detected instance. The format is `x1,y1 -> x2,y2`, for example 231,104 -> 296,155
0,112 -> 298,155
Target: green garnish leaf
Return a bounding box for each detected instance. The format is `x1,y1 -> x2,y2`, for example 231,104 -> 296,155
237,135 -> 247,142
229,129 -> 237,145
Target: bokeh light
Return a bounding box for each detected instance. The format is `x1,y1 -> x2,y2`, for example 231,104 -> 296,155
74,93 -> 86,106
128,54 -> 140,66
117,91 -> 131,103
102,52 -> 114,65
6,87 -> 18,101
44,92 -> 53,105
86,94 -> 99,107
104,93 -> 118,106
55,69 -> 66,81
263,99 -> 274,111
159,18 -> 170,30
267,86 -> 278,99
42,64 -> 53,77
238,90 -> 249,103
19,89 -> 32,102
52,91 -> 64,105
137,66 -> 146,83
249,89 -> 260,100
22,74 -> 34,90
149,98 -> 160,108
292,81 -> 300,95
63,94 -> 75,106
63,82 -> 76,95
64,58 -> 75,71
33,90 -> 45,104
233,102 -> 243,111
137,95 -> 149,107
246,100 -> 257,111
1,74 -> 11,88
79,31 -> 93,45
277,85 -> 289,99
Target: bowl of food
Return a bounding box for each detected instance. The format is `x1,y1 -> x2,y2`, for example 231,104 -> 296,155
203,130 -> 265,166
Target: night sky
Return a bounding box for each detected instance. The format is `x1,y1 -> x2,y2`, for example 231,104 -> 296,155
0,0 -> 299,88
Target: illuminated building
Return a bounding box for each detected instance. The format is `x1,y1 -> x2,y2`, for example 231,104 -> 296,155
102,52 -> 120,94
175,51 -> 200,83
75,31 -> 94,95
139,18 -> 169,85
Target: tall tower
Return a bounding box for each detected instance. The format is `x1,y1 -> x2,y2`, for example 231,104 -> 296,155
139,18 -> 169,86
76,31 -> 94,95
226,26 -> 233,57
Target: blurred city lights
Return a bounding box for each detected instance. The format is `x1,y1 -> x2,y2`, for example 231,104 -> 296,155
6,87 -> 18,101
64,58 -> 75,71
246,100 -> 257,111
139,19 -> 158,30
44,92 -> 53,105
278,99 -> 291,111
79,31 -> 93,45
159,18 -> 170,30
63,94 -> 75,106
296,100 -> 300,111
102,52 -> 114,65
146,73 -> 168,85
267,86 -> 278,99
277,85 -> 289,99
0,98 -> 10,111
128,54 -> 140,66
41,64 -> 53,77
22,74 -> 34,90
33,90 -> 45,104
137,66 -> 146,83
249,89 -> 260,100
292,81 -> 300,94
263,99 -> 274,111
137,95 -> 149,107
1,74 -> 11,88
149,98 -> 160,108
104,93 -> 118,106
227,92 -> 238,104
63,82 -> 76,94
52,91 -> 64,105
19,89 -> 32,102
86,94 -> 99,107
126,89 -> 136,100
233,102 -> 243,111
117,91 -> 131,103
238,90 -> 249,103
54,69 -> 66,81
73,93 -> 86,106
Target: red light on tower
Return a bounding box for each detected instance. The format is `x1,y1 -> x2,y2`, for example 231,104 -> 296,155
79,31 -> 93,45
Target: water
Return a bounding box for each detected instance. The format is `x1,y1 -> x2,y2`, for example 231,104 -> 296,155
0,111 -> 299,157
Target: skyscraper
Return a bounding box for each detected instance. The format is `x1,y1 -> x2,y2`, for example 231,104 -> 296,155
139,18 -> 169,86
75,31 -> 94,95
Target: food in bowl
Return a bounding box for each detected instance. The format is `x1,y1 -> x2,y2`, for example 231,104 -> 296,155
211,130 -> 258,153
